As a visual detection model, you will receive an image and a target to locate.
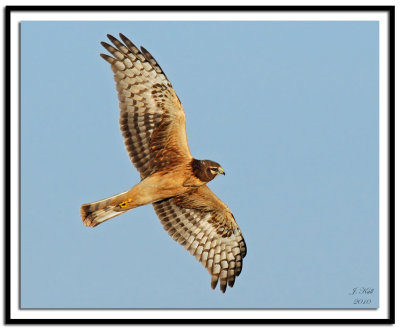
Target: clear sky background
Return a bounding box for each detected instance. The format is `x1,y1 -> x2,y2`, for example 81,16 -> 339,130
20,20 -> 379,308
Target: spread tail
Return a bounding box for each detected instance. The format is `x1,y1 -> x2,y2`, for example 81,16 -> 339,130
81,190 -> 132,227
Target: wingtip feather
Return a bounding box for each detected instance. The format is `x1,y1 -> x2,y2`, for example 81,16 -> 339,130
99,53 -> 115,64
211,274 -> 218,290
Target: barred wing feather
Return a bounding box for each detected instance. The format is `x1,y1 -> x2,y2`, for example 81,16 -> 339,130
153,185 -> 246,293
100,34 -> 192,179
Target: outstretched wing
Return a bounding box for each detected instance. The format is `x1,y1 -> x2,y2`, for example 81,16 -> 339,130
153,185 -> 247,293
100,34 -> 192,179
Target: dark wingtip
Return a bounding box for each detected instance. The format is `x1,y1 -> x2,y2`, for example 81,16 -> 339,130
119,33 -> 130,44
228,278 -> 235,288
99,53 -> 115,64
211,275 -> 218,290
107,34 -> 118,42
140,46 -> 152,60
100,41 -> 112,49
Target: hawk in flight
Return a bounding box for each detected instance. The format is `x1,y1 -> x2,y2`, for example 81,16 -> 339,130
81,34 -> 246,293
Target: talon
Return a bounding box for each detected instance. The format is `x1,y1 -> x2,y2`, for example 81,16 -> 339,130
119,198 -> 133,208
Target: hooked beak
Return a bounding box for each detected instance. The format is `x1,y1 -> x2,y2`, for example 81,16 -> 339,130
218,167 -> 225,175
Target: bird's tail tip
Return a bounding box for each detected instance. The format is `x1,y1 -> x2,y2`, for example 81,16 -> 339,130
81,203 -> 104,227
80,195 -> 126,227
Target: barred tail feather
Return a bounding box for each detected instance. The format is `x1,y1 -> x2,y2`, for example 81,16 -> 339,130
81,190 -> 130,227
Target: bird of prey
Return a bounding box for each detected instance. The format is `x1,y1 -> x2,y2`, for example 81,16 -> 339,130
81,34 -> 246,293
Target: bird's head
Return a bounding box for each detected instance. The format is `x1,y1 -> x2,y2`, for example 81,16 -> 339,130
191,159 -> 225,183
204,160 -> 225,179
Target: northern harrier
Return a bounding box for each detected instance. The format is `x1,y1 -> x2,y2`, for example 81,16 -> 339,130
81,34 -> 246,293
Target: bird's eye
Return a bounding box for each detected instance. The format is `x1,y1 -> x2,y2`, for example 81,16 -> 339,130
210,167 -> 218,172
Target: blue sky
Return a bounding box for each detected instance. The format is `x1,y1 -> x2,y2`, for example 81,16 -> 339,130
20,20 -> 379,308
